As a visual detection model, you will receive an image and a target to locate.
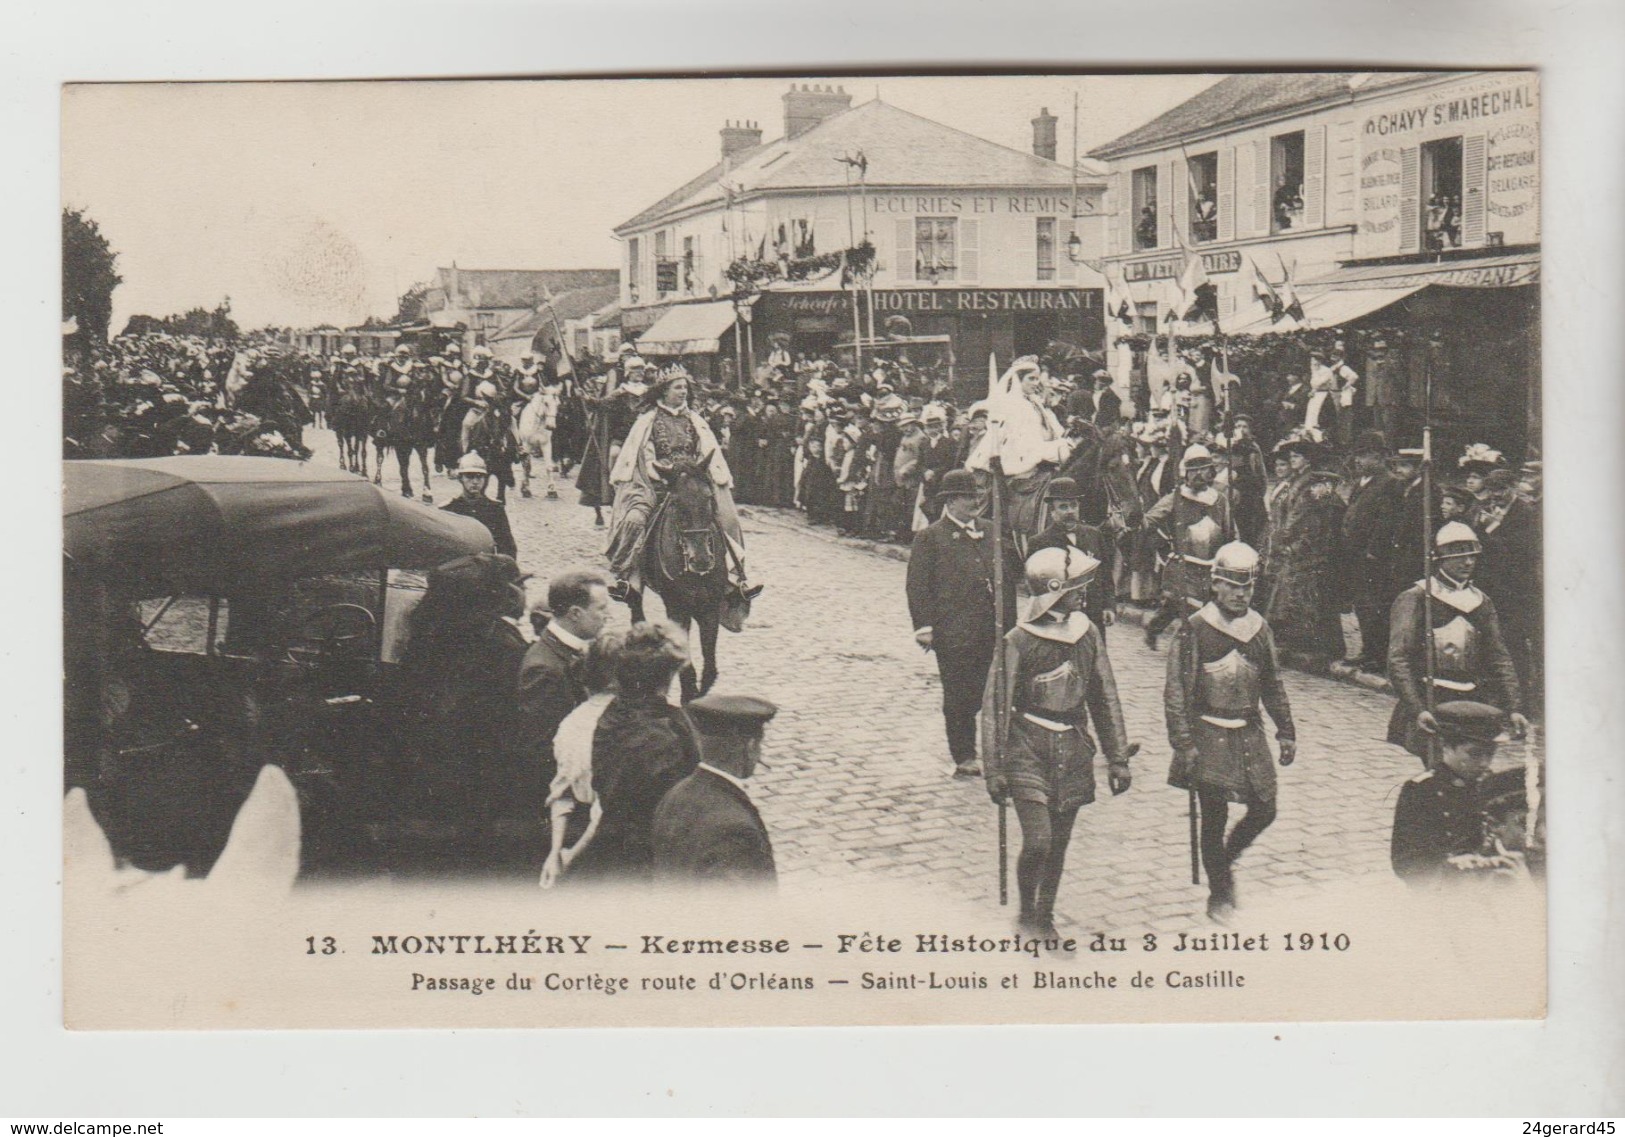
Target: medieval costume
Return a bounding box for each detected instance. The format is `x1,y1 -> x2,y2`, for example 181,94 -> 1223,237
1262,469 -> 1347,662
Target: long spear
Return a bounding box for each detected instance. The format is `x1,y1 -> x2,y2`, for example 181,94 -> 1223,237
1421,337 -> 1440,767
988,351 -> 1010,906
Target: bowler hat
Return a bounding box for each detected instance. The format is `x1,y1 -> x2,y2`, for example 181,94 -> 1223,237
1419,700 -> 1510,744
1043,476 -> 1084,501
1351,429 -> 1390,457
935,469 -> 980,500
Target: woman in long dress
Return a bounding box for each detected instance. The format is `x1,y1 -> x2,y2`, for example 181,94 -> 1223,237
1263,466 -> 1348,663
604,371 -> 756,602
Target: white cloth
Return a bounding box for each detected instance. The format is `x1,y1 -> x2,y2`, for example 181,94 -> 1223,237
548,692 -> 614,806
966,394 -> 1071,478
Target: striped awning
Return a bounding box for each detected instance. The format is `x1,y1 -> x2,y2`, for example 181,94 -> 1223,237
1225,285 -> 1425,336
635,300 -> 738,357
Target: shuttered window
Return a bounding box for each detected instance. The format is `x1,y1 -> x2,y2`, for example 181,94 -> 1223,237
1172,156 -> 1189,244
1251,138 -> 1268,238
1158,160 -> 1174,249
1303,124 -> 1326,229
1462,133 -> 1487,246
1398,145 -> 1421,253
1131,166 -> 1159,250
1188,151 -> 1219,244
1035,217 -> 1056,281
894,218 -> 915,282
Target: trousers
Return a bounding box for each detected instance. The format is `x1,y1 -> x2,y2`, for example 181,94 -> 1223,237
936,638 -> 994,764
1353,596 -> 1390,667
1012,799 -> 1083,919
1197,787 -> 1277,902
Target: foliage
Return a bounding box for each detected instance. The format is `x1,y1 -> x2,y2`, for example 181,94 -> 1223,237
724,241 -> 876,292
62,208 -> 122,343
394,282 -> 431,326
120,297 -> 240,341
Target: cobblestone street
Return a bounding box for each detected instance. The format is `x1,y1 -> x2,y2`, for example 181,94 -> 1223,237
320,430 -> 1469,933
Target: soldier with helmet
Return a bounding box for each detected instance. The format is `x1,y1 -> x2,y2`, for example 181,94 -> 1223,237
983,545 -> 1132,936
1141,442 -> 1232,651
1164,541 -> 1297,922
1386,521 -> 1528,763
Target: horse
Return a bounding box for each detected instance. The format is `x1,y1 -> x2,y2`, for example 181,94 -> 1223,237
461,400 -> 520,503
377,379 -> 439,502
331,373 -> 379,478
625,465 -> 735,703
515,384 -> 561,499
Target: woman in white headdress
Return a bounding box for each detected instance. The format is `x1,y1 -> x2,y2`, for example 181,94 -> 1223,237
966,356 -> 1076,545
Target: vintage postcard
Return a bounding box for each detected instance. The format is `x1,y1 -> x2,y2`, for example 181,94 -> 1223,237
60,71 -> 1545,1029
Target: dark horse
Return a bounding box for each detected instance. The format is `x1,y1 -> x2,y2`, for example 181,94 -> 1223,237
377,379 -> 438,502
626,465 -> 735,703
332,373 -> 379,479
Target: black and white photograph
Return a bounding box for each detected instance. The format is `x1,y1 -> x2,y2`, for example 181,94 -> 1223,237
58,70 -> 1552,1030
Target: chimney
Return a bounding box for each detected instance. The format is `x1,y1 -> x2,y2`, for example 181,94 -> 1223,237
720,119 -> 763,160
783,83 -> 853,140
1031,107 -> 1058,161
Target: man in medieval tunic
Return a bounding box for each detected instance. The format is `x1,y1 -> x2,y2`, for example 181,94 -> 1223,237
1141,443 -> 1231,651
1164,541 -> 1296,923
604,370 -> 757,604
982,545 -> 1131,935
1386,521 -> 1528,764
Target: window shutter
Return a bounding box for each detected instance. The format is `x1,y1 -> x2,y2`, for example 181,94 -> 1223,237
1173,156 -> 1189,244
1462,133 -> 1487,245
1157,162 -> 1173,249
894,218 -> 915,282
1217,147 -> 1235,243
1114,172 -> 1133,256
1235,144 -> 1253,237
1252,139 -> 1268,237
959,219 -> 979,282
1058,218 -> 1077,282
1398,145 -> 1421,253
1304,124 -> 1326,229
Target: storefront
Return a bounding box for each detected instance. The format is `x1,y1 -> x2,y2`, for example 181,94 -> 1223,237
755,285 -> 1103,398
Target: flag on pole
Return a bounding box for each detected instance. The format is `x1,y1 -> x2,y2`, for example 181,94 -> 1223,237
1274,253 -> 1306,323
1177,249 -> 1217,324
1247,256 -> 1284,321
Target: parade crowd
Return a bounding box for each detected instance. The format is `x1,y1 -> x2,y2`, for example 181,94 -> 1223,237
64,328 -> 1545,929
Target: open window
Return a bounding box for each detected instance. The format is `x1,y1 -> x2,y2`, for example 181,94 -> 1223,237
1132,166 -> 1159,250
1421,136 -> 1464,252
915,217 -> 958,282
1187,152 -> 1219,244
1270,131 -> 1306,233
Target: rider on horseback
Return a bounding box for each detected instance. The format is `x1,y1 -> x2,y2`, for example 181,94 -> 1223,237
605,367 -> 760,605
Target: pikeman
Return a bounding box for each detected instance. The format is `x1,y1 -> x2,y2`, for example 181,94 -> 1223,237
1386,521 -> 1528,764
1164,541 -> 1296,923
983,546 -> 1132,936
1142,443 -> 1231,651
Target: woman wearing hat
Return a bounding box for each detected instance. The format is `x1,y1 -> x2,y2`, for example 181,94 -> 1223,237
605,370 -> 756,602
982,546 -> 1132,935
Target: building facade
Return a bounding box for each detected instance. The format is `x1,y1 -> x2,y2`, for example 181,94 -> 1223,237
614,87 -> 1110,393
1090,70 -> 1540,453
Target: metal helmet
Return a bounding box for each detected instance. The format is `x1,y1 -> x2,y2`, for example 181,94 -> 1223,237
1434,520 -> 1482,559
474,380 -> 500,402
1180,443 -> 1216,473
1211,541 -> 1261,587
1023,546 -> 1099,621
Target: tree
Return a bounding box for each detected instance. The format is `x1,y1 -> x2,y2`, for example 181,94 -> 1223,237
63,208 -> 122,343
394,282 -> 431,326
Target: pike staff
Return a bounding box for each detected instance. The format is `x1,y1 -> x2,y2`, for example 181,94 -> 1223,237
1421,337 -> 1439,767
988,352 -> 1011,906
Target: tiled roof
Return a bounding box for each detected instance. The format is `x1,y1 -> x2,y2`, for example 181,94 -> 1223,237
491,283 -> 623,342
430,267 -> 619,312
1089,72 -> 1435,159
615,99 -> 1096,234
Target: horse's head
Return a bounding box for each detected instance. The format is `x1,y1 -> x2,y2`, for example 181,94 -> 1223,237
662,465 -> 720,578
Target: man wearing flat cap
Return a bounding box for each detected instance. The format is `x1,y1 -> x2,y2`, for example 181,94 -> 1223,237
652,694 -> 778,885
1391,701 -> 1531,885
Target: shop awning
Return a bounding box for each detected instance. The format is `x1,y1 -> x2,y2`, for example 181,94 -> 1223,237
1225,285 -> 1425,336
635,300 -> 738,356
1302,251 -> 1539,291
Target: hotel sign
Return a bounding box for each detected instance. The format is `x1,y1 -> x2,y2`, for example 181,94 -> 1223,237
1123,250 -> 1242,282
768,288 -> 1100,315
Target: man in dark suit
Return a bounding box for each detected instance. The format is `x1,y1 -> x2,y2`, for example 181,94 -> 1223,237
906,469 -> 1020,777
1028,476 -> 1115,634
1090,370 -> 1122,429
517,570 -> 612,788
1339,431 -> 1404,670
652,693 -> 778,885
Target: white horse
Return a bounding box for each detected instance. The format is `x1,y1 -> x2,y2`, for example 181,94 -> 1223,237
517,384 -> 562,499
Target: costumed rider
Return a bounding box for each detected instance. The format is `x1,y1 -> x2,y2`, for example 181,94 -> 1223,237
604,366 -> 761,604
983,545 -> 1132,937
1386,520 -> 1528,763
965,355 -> 1077,552
1164,541 -> 1296,924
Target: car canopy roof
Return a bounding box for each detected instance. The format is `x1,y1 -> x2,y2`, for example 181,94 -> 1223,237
64,456 -> 494,598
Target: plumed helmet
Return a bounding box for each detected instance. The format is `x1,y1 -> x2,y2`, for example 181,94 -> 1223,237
1212,541 -> 1261,586
1024,546 -> 1100,621
1180,443 -> 1216,473
1434,521 -> 1482,559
